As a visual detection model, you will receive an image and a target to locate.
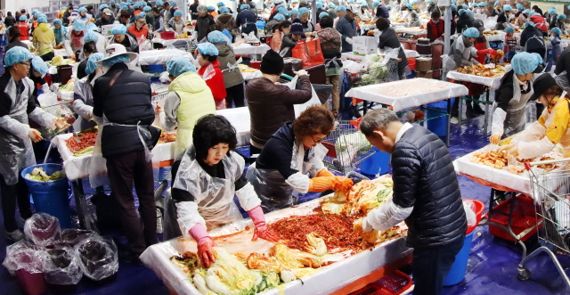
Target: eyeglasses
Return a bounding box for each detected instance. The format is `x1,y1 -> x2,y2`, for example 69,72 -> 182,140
18,62 -> 31,67
311,135 -> 326,143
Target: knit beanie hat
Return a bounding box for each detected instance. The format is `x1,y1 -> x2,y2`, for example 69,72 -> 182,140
260,50 -> 284,75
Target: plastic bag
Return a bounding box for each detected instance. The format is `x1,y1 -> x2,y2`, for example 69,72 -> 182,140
75,236 -> 119,281
2,240 -> 45,275
88,123 -> 109,188
43,245 -> 83,285
59,228 -> 95,246
24,213 -> 61,247
292,39 -> 325,68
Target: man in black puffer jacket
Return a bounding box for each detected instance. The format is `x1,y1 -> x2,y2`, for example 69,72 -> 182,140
359,109 -> 466,295
93,44 -> 158,259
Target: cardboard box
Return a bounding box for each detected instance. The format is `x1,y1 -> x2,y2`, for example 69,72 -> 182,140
417,70 -> 433,78
416,57 -> 433,72
353,36 -> 378,55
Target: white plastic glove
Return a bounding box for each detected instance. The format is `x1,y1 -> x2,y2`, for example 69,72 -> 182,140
364,200 -> 413,232
517,137 -> 555,160
345,37 -> 353,45
512,122 -> 546,144
294,69 -> 309,77
159,71 -> 171,83
491,107 -> 507,139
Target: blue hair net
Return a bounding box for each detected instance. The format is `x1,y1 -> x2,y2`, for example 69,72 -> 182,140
87,23 -> 99,31
78,7 -> 87,13
19,15 -> 27,21
511,52 -> 542,75
220,7 -> 230,14
274,13 -> 286,21
144,5 -> 152,12
217,1 -> 225,7
504,26 -> 514,33
37,14 -> 48,23
547,7 -> 556,15
291,8 -> 299,16
170,1 -> 177,7
319,12 -> 329,19
299,7 -> 310,16
72,20 -> 86,31
84,30 -> 99,43
462,27 -> 480,38
103,55 -> 131,68
31,56 -> 48,77
336,5 -> 347,12
516,3 -> 524,10
240,3 -> 250,10
493,1 -> 499,7
316,1 -> 323,9
156,0 -> 164,6
360,0 -> 368,8
503,5 -> 512,12
526,20 -> 536,27
207,30 -> 230,44
166,56 -> 197,77
558,14 -> 566,20
458,9 -> 473,17
277,6 -> 289,16
551,27 -> 562,36
135,12 -> 146,19
120,3 -> 129,10
99,4 -> 109,11
522,9 -> 531,15
372,0 -> 380,8
53,19 -> 63,26
86,53 -> 104,75
174,10 -> 183,17
328,3 -> 336,9
197,42 -> 219,56
4,47 -> 33,67
32,10 -> 39,17
111,24 -> 127,35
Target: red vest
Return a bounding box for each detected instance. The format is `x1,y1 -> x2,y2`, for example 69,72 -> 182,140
427,19 -> 444,42
17,22 -> 29,40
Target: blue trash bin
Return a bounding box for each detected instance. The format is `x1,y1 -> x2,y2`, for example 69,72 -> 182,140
426,101 -> 449,140
21,164 -> 72,228
358,147 -> 391,177
443,231 -> 475,286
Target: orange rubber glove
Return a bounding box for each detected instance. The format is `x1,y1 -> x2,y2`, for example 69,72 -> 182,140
308,176 -> 336,192
316,168 -> 335,177
332,176 -> 354,192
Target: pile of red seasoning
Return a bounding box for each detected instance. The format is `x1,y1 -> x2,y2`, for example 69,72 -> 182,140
267,214 -> 368,252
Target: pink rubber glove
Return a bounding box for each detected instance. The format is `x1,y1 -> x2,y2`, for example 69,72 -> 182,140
247,206 -> 276,241
189,223 -> 215,268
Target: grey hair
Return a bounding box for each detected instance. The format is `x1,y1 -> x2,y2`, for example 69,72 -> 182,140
359,108 -> 400,136
197,5 -> 208,13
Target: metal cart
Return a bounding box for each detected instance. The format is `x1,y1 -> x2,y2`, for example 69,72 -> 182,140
322,119 -> 375,175
518,158 -> 570,287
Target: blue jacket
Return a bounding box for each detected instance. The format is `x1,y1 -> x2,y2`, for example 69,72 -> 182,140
335,16 -> 356,52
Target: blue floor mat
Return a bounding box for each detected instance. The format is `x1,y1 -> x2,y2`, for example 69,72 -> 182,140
1,114 -> 569,294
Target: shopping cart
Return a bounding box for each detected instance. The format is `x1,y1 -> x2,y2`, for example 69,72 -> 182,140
517,158 -> 570,287
322,119 -> 375,176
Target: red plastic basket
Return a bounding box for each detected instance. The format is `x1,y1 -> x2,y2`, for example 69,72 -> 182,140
350,270 -> 413,295
489,195 -> 542,242
160,31 -> 176,40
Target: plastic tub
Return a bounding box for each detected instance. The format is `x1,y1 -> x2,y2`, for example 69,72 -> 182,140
21,164 -> 72,228
443,232 -> 474,286
16,269 -> 47,295
57,65 -> 73,85
358,147 -> 391,176
160,31 -> 175,40
407,57 -> 416,71
426,101 -> 449,140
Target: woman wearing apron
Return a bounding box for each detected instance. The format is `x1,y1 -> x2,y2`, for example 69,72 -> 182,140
167,115 -> 272,268
502,73 -> 570,159
490,52 -> 543,144
247,106 -> 354,212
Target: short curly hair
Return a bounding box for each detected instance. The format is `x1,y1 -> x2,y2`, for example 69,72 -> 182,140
193,114 -> 237,161
376,17 -> 390,31
293,105 -> 335,140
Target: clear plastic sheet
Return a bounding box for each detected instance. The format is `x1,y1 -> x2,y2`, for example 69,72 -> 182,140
345,78 -> 469,111
138,49 -> 194,66
43,245 -> 83,285
59,229 -> 96,246
75,236 -> 119,281
2,240 -> 45,275
231,43 -> 271,56
24,213 -> 61,247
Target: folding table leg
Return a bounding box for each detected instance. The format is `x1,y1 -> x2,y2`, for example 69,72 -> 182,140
71,180 -> 98,231
484,89 -> 490,134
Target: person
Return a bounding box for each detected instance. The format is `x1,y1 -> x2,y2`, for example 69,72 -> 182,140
246,50 -> 313,154
376,0 -> 389,18
195,5 -> 216,41
73,52 -> 104,131
16,15 -> 30,41
359,108 -> 466,295
548,28 -> 562,72
96,8 -> 115,27
0,47 -> 66,241
376,17 -> 408,81
92,44 -> 159,259
554,47 -> 570,93
110,24 -> 138,52
520,18 -> 547,61
456,8 -> 474,34
298,7 -> 314,33
215,7 -> 236,42
502,73 -> 570,159
489,52 -> 543,144
427,10 -> 444,42
196,42 -> 226,109
190,0 -> 200,20
77,6 -> 91,22
168,115 -> 272,267
29,56 -> 51,97
207,31 -> 245,108
236,4 -> 257,36
4,11 -> 16,28
53,19 -> 67,49
32,14 -> 55,62
168,10 -> 185,34
336,7 -> 356,53
68,20 -> 87,60
532,5 -> 543,16
128,12 -> 150,41
545,7 -> 558,29
247,105 -> 353,212
151,7 -> 165,32
6,26 -> 28,52
555,14 -> 566,33
503,26 -> 517,62
281,22 -> 303,57
316,16 -> 342,116
266,13 -> 285,38
496,4 -> 513,30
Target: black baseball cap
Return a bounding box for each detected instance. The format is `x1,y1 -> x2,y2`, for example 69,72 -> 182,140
530,73 -> 558,101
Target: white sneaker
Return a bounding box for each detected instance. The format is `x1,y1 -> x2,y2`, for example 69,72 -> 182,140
6,229 -> 24,241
